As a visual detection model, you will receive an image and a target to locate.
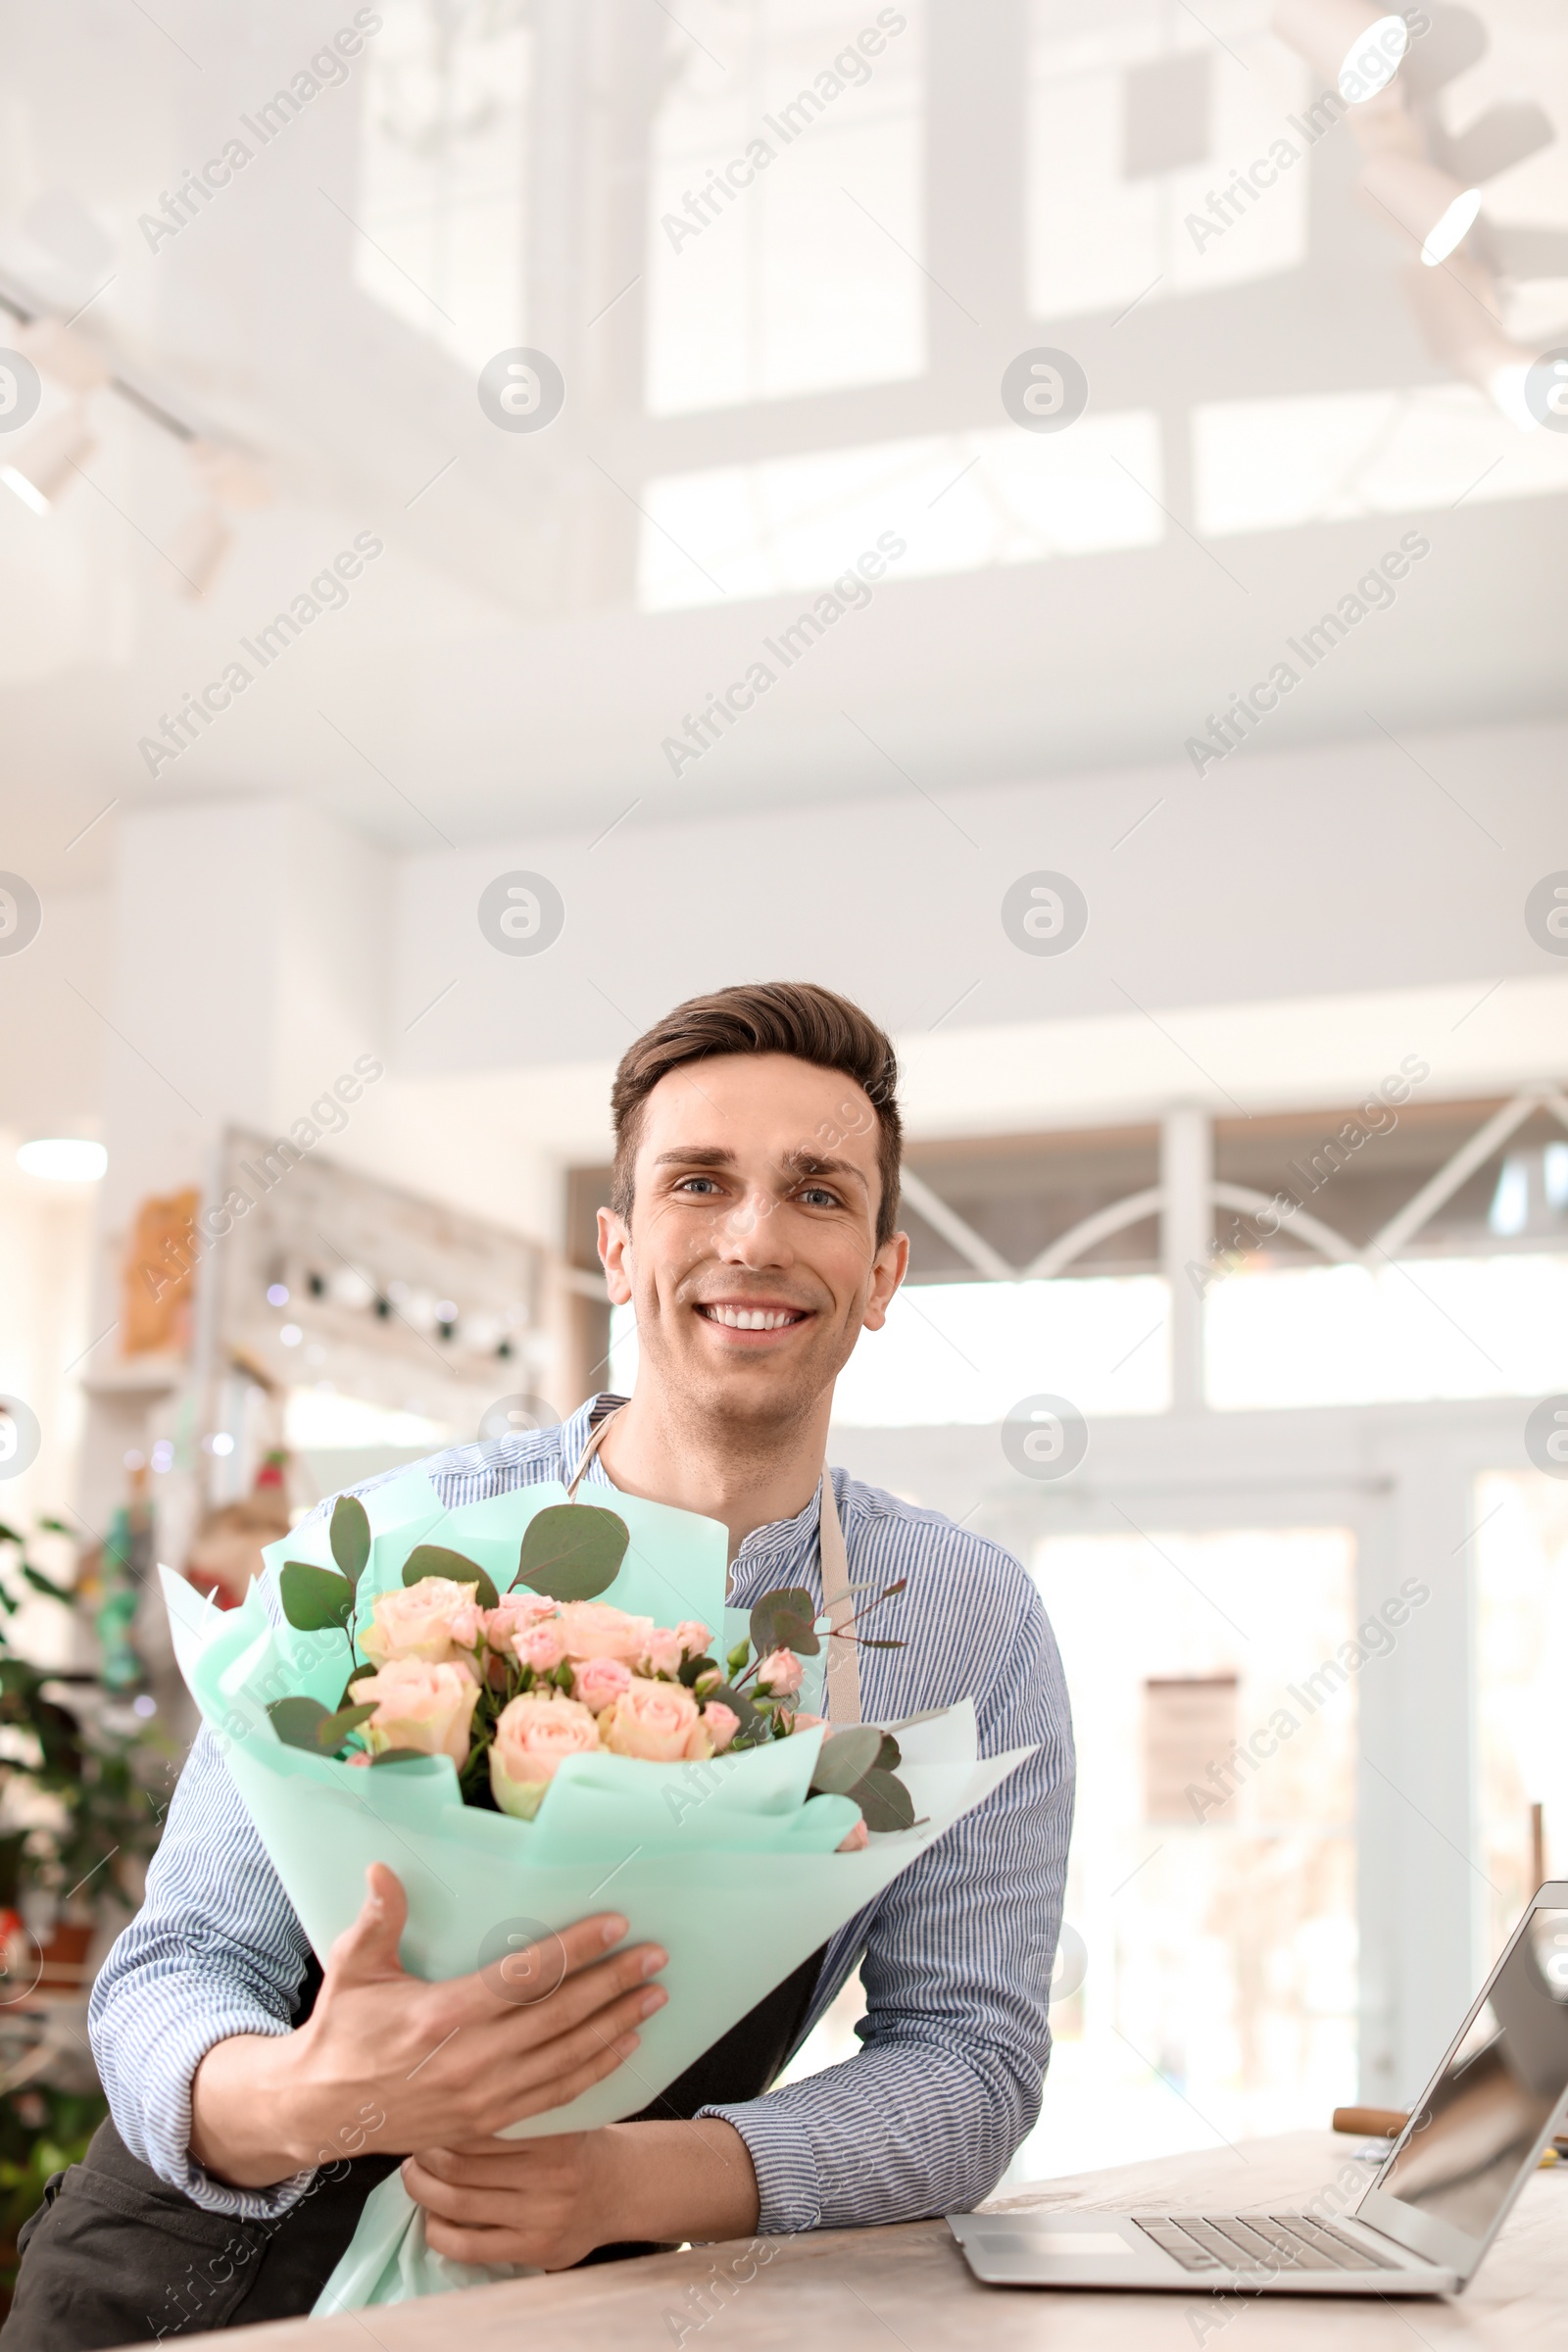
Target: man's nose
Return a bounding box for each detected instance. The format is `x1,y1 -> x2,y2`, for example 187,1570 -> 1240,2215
716,1191 -> 791,1259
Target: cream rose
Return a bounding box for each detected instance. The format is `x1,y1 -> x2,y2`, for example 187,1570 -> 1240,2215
355,1659 -> 479,1767
555,1601 -> 655,1664
600,1674 -> 701,1762
361,1577 -> 482,1669
490,1690 -> 603,1819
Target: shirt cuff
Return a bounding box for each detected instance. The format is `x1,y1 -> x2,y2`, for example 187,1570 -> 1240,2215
698,2097 -> 821,2236
106,1996 -> 316,2222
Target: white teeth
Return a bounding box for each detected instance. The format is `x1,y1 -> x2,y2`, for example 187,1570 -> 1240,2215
704,1304 -> 800,1330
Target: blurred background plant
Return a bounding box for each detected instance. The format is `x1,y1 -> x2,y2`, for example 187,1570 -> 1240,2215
0,1512 -> 170,2310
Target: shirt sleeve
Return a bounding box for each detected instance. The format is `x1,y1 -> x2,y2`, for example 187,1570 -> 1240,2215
699,1541 -> 1074,2233
87,1727 -> 318,2220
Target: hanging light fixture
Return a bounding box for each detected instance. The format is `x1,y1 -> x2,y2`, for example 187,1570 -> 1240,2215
1359,150 -> 1483,265
1270,1 -> 1410,103
0,407 -> 97,513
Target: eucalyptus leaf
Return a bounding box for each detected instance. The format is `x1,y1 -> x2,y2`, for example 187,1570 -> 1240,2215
678,1653 -> 718,1690
402,1544 -> 499,1612
808,1723 -> 881,1794
750,1586 -> 820,1659
267,1696 -> 330,1751
369,1746 -> 430,1768
851,1767 -> 915,1834
316,1703 -> 376,1754
329,1495 -> 371,1587
278,1561 -> 355,1633
874,1731 -> 903,1773
513,1504 -> 628,1601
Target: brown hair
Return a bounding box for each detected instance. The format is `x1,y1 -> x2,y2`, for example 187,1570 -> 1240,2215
610,982 -> 903,1245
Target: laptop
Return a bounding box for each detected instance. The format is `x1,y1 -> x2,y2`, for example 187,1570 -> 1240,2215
949,1881 -> 1568,2297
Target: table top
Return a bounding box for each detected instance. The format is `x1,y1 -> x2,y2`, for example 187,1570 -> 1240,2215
171,2131 -> 1568,2351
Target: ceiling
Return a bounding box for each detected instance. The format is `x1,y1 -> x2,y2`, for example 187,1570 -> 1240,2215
2,0 -> 1566,890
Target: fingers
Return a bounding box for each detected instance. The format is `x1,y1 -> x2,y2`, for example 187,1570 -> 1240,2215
403,2155 -> 538,2230
477,2027 -> 645,2131
423,2215 -> 538,2268
323,1863 -> 409,1984
466,1937 -> 665,2060
450,1913 -> 636,2030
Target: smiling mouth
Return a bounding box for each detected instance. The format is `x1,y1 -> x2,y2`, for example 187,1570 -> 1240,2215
696,1302 -> 809,1332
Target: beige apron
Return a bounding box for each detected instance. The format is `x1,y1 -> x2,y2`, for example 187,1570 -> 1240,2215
565,1404 -> 860,1726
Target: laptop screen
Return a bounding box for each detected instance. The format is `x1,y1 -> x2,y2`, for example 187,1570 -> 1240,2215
1374,1904 -> 1568,2242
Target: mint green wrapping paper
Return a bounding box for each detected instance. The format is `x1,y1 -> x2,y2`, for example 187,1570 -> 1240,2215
157,1466 -> 1036,2311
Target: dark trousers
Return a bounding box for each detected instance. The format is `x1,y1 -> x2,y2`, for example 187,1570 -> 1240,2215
2,1946 -> 825,2347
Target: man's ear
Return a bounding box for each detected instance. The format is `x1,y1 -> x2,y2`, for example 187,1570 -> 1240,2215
859,1229 -> 909,1333
597,1204 -> 635,1307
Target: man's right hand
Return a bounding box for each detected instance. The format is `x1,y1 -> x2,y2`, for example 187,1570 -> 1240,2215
188,1863 -> 666,2188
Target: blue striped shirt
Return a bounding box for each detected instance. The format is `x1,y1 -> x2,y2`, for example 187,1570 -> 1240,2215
89,1396 -> 1074,2235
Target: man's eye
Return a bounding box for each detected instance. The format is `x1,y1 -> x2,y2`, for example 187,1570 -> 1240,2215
676,1176 -> 721,1196
799,1186 -> 840,1208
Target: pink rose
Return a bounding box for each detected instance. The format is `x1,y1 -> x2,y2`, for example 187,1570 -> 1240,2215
676,1620 -> 712,1657
516,1622 -> 566,1674
354,1659 -> 479,1767
756,1647 -> 804,1698
837,1817 -> 869,1852
682,1717 -> 713,1762
702,1701 -> 740,1754
791,1711 -> 824,1732
600,1675 -> 701,1763
642,1627 -> 684,1679
361,1578 -> 482,1668
481,1592 -> 560,1657
555,1601 -> 655,1664
490,1691 -> 602,1820
574,1655 -> 631,1714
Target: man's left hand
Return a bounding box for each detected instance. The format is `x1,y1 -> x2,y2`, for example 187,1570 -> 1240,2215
403,2116 -> 761,2269
404,2133 -> 610,2270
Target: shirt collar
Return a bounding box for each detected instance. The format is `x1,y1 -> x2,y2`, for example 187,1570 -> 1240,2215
564,1394 -> 825,1578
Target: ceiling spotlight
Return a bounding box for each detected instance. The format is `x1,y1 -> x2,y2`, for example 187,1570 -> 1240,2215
1272,1 -> 1410,103
0,409 -> 97,513
1360,151 -> 1482,264
16,1137 -> 107,1181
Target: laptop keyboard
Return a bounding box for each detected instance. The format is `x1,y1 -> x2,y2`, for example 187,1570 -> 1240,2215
1134,2216 -> 1401,2274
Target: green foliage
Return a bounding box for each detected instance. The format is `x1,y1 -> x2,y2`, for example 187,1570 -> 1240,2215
277,1561 -> 355,1633
328,1495 -> 371,1587
749,1586 -> 819,1659
808,1724 -> 881,1793
512,1504 -> 628,1602
0,1525 -> 166,1920
266,1698 -> 374,1758
402,1545 -> 499,1612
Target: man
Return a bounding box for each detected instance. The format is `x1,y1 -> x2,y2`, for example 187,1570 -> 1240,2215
10,982 -> 1073,2334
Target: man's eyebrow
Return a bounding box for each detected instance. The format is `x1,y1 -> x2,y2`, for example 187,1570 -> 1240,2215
650,1144 -> 868,1194
779,1148 -> 868,1194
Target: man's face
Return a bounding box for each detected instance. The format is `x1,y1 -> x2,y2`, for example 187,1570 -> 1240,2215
598,1054 -> 907,1430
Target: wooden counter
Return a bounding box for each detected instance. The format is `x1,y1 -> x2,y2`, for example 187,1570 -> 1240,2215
166,2130 -> 1568,2349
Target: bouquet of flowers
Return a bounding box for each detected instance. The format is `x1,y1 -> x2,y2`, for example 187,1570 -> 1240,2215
160,1465 -> 1035,2311
265,1489 -> 915,1846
